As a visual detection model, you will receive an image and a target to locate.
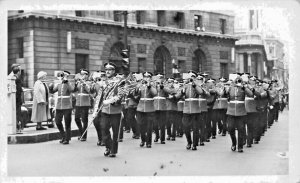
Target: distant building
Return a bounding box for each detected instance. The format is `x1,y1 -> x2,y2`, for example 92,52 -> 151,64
8,10 -> 237,87
264,36 -> 286,85
234,10 -> 268,79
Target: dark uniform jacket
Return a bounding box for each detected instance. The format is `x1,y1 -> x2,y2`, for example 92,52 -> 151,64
136,83 -> 157,113
52,82 -> 75,110
74,82 -> 91,107
226,85 -> 253,116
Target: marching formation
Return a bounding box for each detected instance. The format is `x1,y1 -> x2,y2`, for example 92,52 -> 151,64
48,62 -> 288,157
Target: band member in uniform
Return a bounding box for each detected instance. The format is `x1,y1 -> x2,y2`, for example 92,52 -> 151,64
271,80 -> 280,123
135,72 -> 157,148
74,69 -> 91,141
225,74 -> 253,152
253,79 -> 269,144
126,72 -> 140,139
206,78 -> 218,139
244,74 -> 259,148
174,79 -> 184,137
213,77 -> 228,136
175,71 -> 204,150
196,74 -> 209,146
92,62 -> 126,157
153,73 -> 168,144
212,77 -> 228,136
165,78 -> 178,141
50,71 -> 75,144
90,70 -> 106,146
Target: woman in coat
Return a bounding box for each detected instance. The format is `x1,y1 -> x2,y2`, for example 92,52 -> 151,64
31,71 -> 51,130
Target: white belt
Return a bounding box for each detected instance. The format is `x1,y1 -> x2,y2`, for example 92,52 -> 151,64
178,101 -> 184,103
229,101 -> 245,104
58,96 -> 71,98
154,97 -> 166,99
245,97 -> 255,100
217,98 -> 227,100
185,98 -> 199,101
140,98 -> 154,101
78,93 -> 90,96
198,98 -> 206,101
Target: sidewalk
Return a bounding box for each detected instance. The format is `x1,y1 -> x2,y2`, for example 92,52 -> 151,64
7,114 -> 87,144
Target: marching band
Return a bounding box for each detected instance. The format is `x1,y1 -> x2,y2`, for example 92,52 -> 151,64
48,62 -> 287,157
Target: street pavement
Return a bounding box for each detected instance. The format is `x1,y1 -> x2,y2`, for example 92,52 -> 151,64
7,109 -> 288,176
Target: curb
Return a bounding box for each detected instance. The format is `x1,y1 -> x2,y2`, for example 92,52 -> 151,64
8,129 -> 80,144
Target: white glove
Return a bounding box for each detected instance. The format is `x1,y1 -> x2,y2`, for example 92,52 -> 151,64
92,112 -> 97,118
103,99 -> 111,105
270,105 -> 274,109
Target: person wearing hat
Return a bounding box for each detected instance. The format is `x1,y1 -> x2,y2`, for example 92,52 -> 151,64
225,75 -> 254,153
212,77 -> 229,137
50,70 -> 75,144
31,71 -> 51,130
134,71 -> 157,148
125,74 -> 140,140
252,78 -> 269,144
196,74 -> 210,146
272,80 -> 281,123
267,80 -> 280,128
175,70 -> 204,150
152,74 -> 168,144
175,80 -> 185,138
74,69 -> 91,141
90,70 -> 107,146
204,78 -> 218,141
165,77 -> 179,141
92,62 -> 126,157
243,75 -> 260,147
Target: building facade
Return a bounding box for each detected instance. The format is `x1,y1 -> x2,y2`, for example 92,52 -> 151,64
8,10 -> 237,87
264,36 -> 286,85
234,10 -> 268,79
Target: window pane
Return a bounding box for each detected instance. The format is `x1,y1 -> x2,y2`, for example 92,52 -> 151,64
17,37 -> 24,58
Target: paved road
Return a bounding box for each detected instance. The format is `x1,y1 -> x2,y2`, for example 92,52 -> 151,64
8,110 -> 288,176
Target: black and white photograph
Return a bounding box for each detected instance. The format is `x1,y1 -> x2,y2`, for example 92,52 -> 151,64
1,0 -> 300,182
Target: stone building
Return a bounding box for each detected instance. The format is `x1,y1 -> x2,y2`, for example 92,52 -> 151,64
8,10 -> 237,87
234,10 -> 268,79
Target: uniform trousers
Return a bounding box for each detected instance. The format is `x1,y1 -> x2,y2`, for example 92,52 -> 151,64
206,109 -> 213,139
127,107 -> 139,136
100,112 -> 121,154
136,112 -> 155,145
182,113 -> 199,147
93,114 -> 102,143
119,108 -> 128,140
254,109 -> 267,142
175,111 -> 183,136
198,113 -> 206,143
245,113 -> 257,145
75,106 -> 89,139
211,109 -> 226,136
227,115 -> 246,149
56,109 -> 72,141
166,110 -> 177,138
268,107 -> 275,126
154,111 -> 167,141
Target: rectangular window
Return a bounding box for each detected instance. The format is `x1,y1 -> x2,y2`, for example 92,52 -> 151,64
249,10 -> 254,30
18,10 -> 24,13
157,10 -> 166,27
220,63 -> 228,78
75,11 -> 83,17
136,11 -> 146,24
113,11 -> 123,22
75,54 -> 89,74
174,12 -> 185,29
17,37 -> 24,58
178,60 -> 186,73
220,18 -> 226,34
138,58 -> 146,73
194,15 -> 203,30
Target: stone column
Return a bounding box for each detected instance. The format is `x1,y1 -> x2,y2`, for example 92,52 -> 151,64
239,53 -> 244,73
247,52 -> 252,74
